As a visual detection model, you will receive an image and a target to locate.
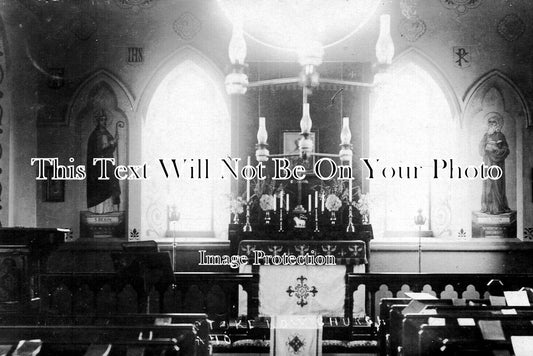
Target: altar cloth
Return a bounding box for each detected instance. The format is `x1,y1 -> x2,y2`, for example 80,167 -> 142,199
270,314 -> 322,356
260,265 -> 345,316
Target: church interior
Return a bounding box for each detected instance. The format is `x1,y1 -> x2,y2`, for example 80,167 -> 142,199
1,0 -> 533,355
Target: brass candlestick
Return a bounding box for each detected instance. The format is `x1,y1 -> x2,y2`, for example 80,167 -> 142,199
346,204 -> 355,232
314,207 -> 320,233
278,207 -> 284,232
243,203 -> 252,232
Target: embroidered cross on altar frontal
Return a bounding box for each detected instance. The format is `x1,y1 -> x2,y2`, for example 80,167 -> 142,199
286,275 -> 318,307
259,265 -> 345,316
270,315 -> 323,356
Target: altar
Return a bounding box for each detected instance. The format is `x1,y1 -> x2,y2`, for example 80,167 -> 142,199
232,228 -> 372,319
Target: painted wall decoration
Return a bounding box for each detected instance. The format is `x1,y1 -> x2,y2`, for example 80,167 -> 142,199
399,18 -> 426,42
478,111 -> 511,215
69,14 -> 97,41
461,70 -> 531,239
453,46 -> 472,69
173,12 -> 201,41
37,72 -> 77,126
432,196 -> 453,237
126,47 -> 144,66
497,14 -> 525,42
525,227 -> 533,240
440,0 -> 483,15
114,0 -> 154,12
54,70 -> 134,238
47,67 -> 65,89
399,0 -> 426,42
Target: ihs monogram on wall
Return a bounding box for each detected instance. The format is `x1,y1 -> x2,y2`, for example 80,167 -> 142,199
173,12 -> 202,41
286,275 -> 318,307
440,0 -> 483,15
126,47 -> 144,66
497,14 -> 525,42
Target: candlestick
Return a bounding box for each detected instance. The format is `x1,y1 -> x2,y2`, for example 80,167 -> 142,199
246,156 -> 251,202
314,207 -> 320,233
278,199 -> 284,232
348,160 -> 353,202
346,161 -> 354,231
243,203 -> 252,232
346,205 -> 355,232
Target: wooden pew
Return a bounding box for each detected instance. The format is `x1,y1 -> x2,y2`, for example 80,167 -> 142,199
0,313 -> 208,326
0,325 -> 196,356
402,310 -> 533,356
418,319 -> 533,356
348,273 -> 533,320
0,313 -> 210,356
15,339 -> 179,356
378,299 -> 454,356
386,302 -> 531,356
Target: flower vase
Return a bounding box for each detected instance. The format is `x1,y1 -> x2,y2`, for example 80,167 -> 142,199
264,210 -> 271,225
362,212 -> 370,225
330,211 -> 337,225
232,213 -> 240,225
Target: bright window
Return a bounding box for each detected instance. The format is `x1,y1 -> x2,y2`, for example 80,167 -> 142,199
369,62 -> 455,237
142,60 -> 230,238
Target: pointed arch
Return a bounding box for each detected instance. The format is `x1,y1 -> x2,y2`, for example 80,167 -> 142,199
392,47 -> 462,123
65,69 -> 134,238
462,69 -> 531,128
67,69 -> 134,126
369,47 -> 458,237
134,46 -> 230,239
135,45 -> 227,121
461,69 -> 528,240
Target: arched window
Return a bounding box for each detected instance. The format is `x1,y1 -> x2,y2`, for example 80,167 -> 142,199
369,61 -> 456,237
142,59 -> 230,239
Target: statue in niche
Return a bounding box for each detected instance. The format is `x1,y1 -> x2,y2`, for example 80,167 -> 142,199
86,108 -> 121,213
479,112 -> 510,215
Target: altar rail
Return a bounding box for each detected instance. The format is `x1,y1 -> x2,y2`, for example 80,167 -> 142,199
39,272 -> 258,320
39,272 -> 533,322
347,273 -> 533,320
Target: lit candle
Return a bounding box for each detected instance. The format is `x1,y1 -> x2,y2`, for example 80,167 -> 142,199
280,191 -> 283,209
349,181 -> 353,203
348,162 -> 353,202
308,194 -> 311,212
246,156 -> 251,202
286,194 -> 289,211
314,191 -> 318,209
321,192 -> 325,212
273,194 -> 276,211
